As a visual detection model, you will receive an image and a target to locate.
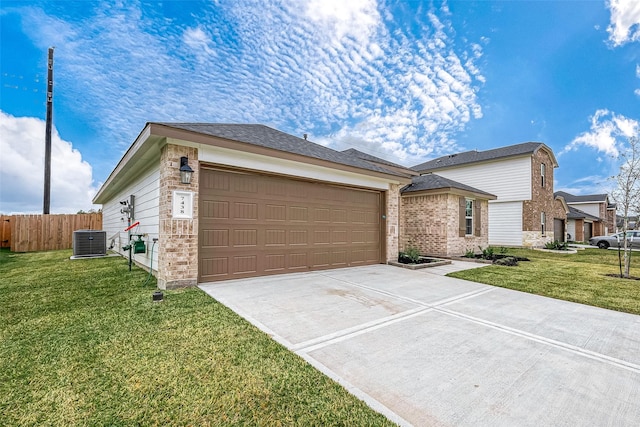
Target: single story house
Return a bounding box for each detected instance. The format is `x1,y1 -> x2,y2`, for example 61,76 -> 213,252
93,123 -> 412,289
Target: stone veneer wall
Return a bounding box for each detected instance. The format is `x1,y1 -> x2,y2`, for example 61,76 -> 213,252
386,184 -> 400,262
522,148 -> 556,247
400,193 -> 489,257
157,144 -> 199,289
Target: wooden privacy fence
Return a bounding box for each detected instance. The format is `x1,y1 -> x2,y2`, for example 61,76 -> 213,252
1,213 -> 102,252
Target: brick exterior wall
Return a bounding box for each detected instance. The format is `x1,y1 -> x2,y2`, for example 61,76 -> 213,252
157,144 -> 199,289
400,193 -> 489,257
522,148 -> 556,247
550,198 -> 568,242
606,209 -> 616,234
592,221 -> 604,237
386,184 -> 400,262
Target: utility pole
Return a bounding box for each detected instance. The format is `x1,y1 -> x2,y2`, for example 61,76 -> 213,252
43,47 -> 54,214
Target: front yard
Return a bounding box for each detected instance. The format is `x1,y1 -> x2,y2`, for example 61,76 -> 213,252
0,249 -> 394,426
449,248 -> 640,315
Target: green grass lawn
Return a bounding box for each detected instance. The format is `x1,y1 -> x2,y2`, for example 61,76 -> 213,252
0,249 -> 395,426
449,248 -> 640,315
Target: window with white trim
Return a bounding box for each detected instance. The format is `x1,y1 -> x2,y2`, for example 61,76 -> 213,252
541,212 -> 546,235
541,163 -> 546,187
465,199 -> 473,235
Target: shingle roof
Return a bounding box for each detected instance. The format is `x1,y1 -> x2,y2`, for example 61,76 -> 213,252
401,173 -> 496,198
156,123 -> 408,178
554,191 -> 609,203
341,148 -> 407,169
567,206 -> 602,221
411,142 -> 554,172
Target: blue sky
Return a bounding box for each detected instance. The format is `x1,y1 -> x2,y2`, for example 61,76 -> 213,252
1,0 -> 639,213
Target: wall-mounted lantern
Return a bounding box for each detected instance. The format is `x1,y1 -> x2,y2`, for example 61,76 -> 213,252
179,156 -> 194,184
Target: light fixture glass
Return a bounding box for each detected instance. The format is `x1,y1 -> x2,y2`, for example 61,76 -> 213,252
179,156 -> 193,184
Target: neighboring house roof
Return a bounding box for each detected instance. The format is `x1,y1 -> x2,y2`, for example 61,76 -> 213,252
554,191 -> 609,204
401,173 -> 497,199
341,148 -> 417,178
411,142 -> 558,172
158,123 -> 409,178
567,206 -> 602,222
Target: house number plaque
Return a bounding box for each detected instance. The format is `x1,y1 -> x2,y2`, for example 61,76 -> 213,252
172,191 -> 194,219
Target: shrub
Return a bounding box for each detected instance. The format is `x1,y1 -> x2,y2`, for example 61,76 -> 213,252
464,248 -> 476,258
398,246 -> 421,264
544,240 -> 568,251
478,246 -> 495,260
494,256 -> 519,266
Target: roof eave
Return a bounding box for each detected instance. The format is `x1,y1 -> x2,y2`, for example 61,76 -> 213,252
93,123 -> 164,204
402,186 -> 496,200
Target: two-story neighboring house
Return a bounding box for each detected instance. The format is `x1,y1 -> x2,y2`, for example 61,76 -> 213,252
554,191 -> 617,240
411,142 -> 565,247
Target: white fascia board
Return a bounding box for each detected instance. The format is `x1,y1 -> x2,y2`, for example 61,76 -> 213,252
93,125 -> 154,204
196,143 -> 398,190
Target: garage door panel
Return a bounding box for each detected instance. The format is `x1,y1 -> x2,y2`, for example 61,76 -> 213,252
201,257 -> 228,279
232,174 -> 259,194
266,204 -> 286,221
332,230 -> 348,244
234,255 -> 257,274
331,251 -> 348,265
199,168 -> 383,282
264,254 -> 286,271
289,206 -> 309,222
233,229 -> 258,247
201,200 -> 229,219
265,229 -> 286,246
201,229 -> 229,248
233,202 -> 258,220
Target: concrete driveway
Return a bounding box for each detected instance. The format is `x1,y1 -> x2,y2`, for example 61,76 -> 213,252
200,263 -> 640,426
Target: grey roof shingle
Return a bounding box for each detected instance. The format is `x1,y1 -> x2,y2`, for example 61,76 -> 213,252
401,173 -> 496,198
341,148 -> 408,169
156,123 -> 408,178
554,191 -> 608,204
411,142 -> 550,172
567,205 -> 602,221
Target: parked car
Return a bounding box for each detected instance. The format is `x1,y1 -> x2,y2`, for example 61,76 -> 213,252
589,231 -> 640,249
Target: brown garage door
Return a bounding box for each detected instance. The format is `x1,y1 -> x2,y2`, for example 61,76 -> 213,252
199,168 -> 384,282
554,218 -> 565,242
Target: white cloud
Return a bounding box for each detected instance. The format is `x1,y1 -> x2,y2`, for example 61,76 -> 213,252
606,0 -> 640,46
562,109 -> 639,158
303,0 -> 381,46
12,0 -> 485,174
0,111 -> 99,214
183,27 -> 218,62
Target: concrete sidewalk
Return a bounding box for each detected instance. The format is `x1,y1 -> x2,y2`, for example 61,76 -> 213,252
200,264 -> 640,426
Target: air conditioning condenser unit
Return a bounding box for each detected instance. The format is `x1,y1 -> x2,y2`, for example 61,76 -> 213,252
73,230 -> 107,257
